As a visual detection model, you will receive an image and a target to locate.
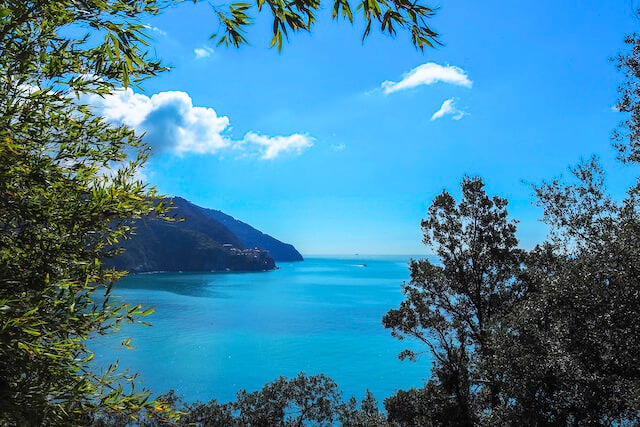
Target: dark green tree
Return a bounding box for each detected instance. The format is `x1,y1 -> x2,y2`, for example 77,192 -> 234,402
98,373 -> 387,426
382,177 -> 525,425
338,390 -> 388,427
383,168 -> 640,426
613,33 -> 640,163
231,373 -> 343,426
487,159 -> 640,425
483,26 -> 640,424
384,382 -> 471,426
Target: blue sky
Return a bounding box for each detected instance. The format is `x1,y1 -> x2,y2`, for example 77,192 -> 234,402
93,0 -> 640,255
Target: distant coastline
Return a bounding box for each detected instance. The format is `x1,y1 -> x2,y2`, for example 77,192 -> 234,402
105,197 -> 303,274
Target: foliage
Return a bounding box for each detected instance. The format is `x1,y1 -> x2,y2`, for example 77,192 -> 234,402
384,383 -> 470,427
613,33 -> 640,163
0,2 -> 167,423
485,28 -> 640,425
384,170 -> 640,425
89,374 -> 388,426
487,159 -> 640,425
338,390 -> 388,426
382,176 -> 525,424
207,0 -> 440,51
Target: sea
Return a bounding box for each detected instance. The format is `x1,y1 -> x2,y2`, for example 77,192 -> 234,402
91,255 -> 434,406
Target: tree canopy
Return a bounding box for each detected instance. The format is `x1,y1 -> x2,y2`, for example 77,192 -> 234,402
383,168 -> 640,424
383,176 -> 526,425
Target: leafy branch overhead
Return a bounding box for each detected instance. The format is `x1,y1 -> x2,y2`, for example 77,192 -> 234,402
212,0 -> 440,51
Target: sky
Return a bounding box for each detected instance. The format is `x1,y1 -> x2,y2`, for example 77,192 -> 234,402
91,0 -> 640,255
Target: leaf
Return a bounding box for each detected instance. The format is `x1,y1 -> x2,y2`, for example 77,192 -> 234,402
362,19 -> 372,42
141,308 -> 155,316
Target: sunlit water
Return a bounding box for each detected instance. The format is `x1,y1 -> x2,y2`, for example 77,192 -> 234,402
91,256 -> 433,405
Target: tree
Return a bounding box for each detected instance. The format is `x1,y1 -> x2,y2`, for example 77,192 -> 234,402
337,390 -> 388,427
232,373 -> 343,426
93,373 -> 387,426
482,28 -> 640,424
384,382 -> 471,426
383,168 -> 640,426
382,177 -> 525,425
0,2 -> 166,420
613,33 -> 640,163
0,0 -> 442,424
487,159 -> 640,425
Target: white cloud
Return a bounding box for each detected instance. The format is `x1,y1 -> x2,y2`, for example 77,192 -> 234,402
143,24 -> 166,36
194,47 -> 213,59
331,143 -> 346,151
382,62 -> 472,94
88,89 -> 231,154
242,132 -> 314,160
87,89 -> 312,159
430,98 -> 467,121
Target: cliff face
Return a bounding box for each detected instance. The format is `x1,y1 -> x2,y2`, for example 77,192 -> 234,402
104,198 -> 280,273
204,208 -> 304,262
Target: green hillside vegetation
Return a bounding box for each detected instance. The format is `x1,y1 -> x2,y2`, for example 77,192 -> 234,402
105,197 -> 282,273
202,202 -> 304,262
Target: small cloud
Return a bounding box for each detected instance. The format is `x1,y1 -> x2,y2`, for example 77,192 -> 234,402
431,98 -> 468,121
242,132 -> 314,159
331,143 -> 346,151
143,24 -> 166,36
382,62 -> 472,94
194,46 -> 214,59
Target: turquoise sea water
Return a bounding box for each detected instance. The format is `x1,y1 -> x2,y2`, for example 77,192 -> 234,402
91,256 -> 433,405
